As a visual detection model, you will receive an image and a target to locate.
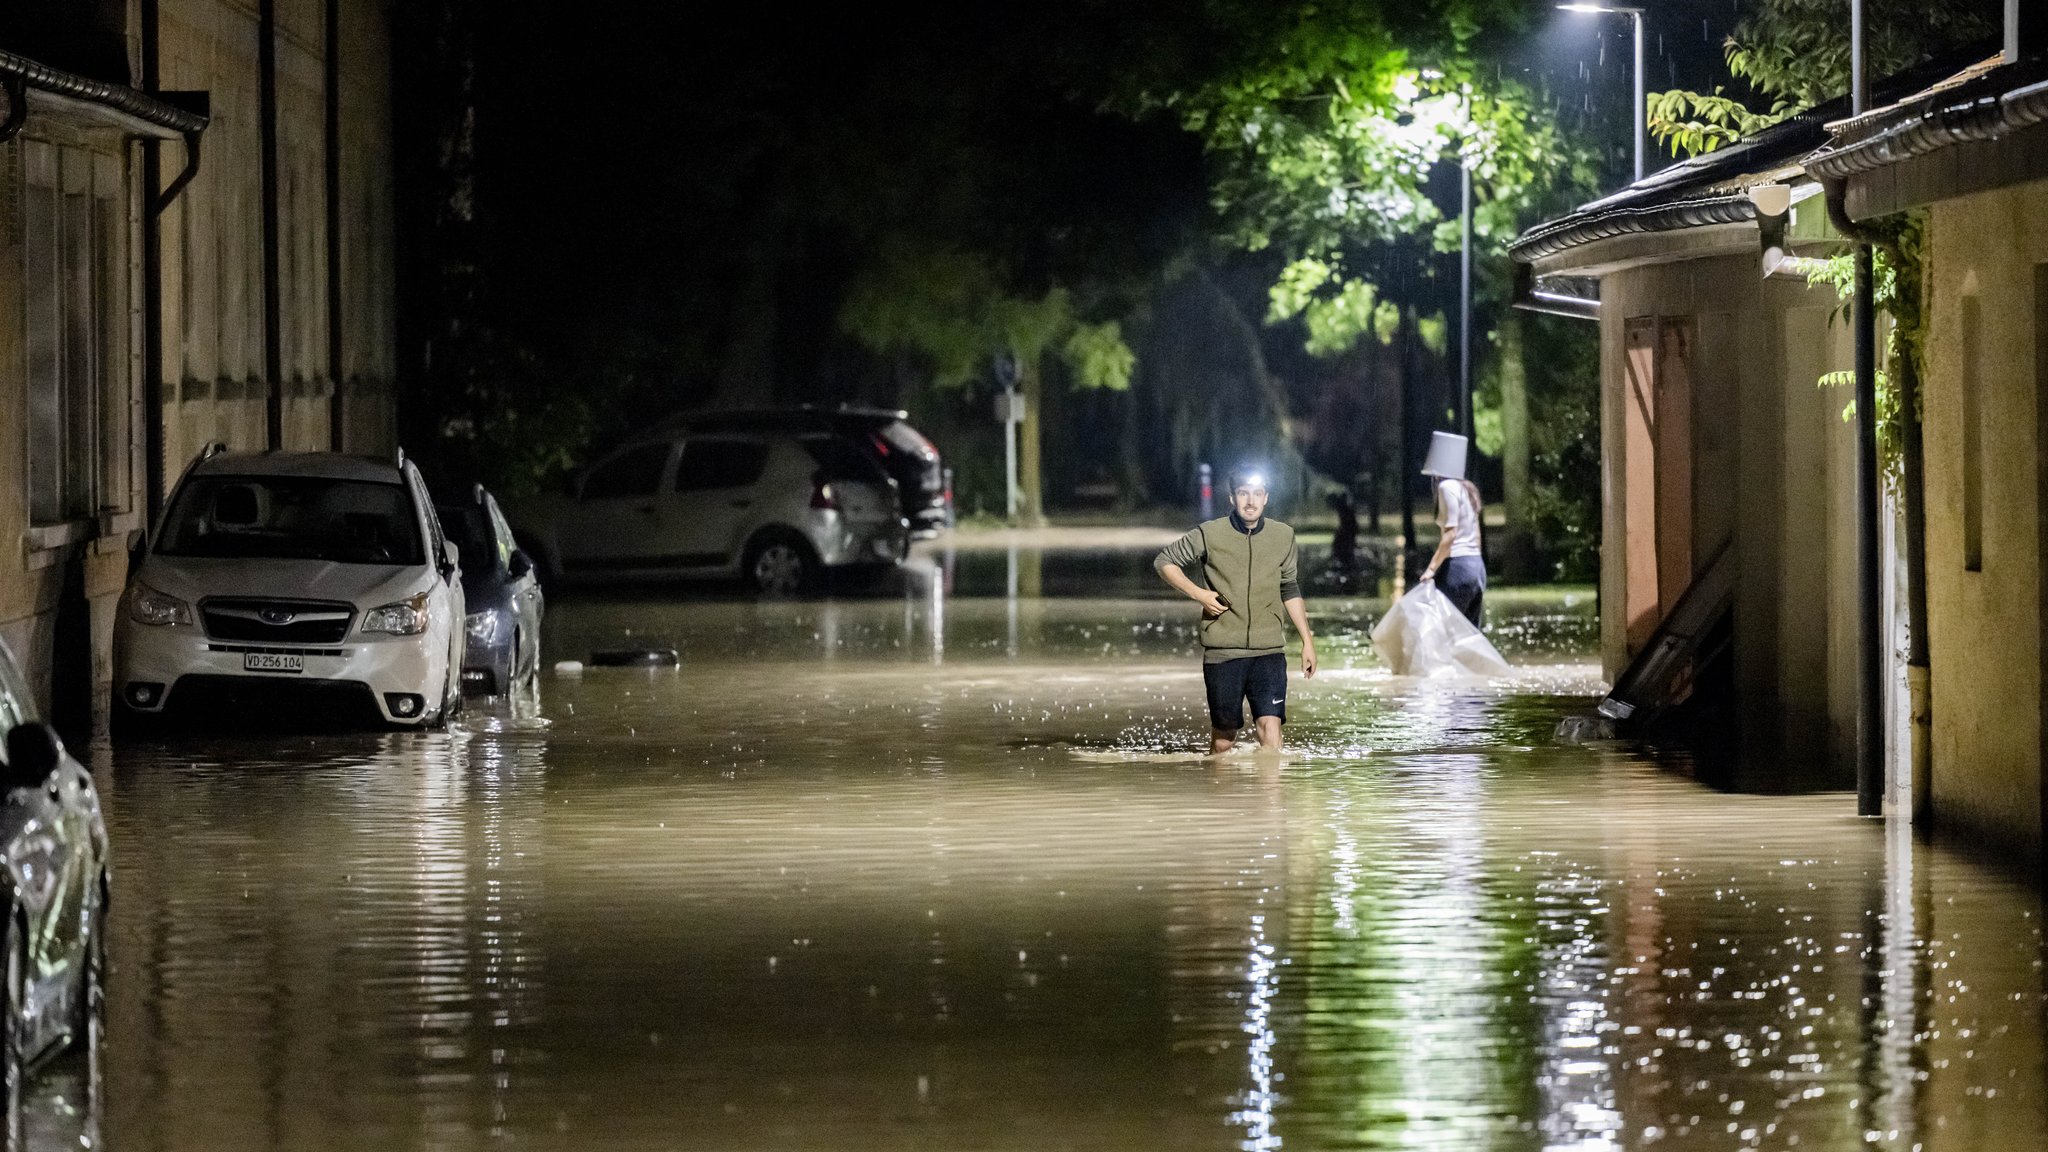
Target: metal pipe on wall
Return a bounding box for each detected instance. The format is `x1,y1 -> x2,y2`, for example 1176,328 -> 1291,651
141,0 -> 164,518
1851,0 -> 1885,817
325,0 -> 345,451
259,0 -> 284,450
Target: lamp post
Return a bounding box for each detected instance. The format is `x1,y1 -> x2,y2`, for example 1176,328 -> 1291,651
1558,4 -> 1647,182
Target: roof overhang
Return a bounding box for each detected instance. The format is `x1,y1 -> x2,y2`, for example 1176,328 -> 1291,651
1807,55 -> 2048,219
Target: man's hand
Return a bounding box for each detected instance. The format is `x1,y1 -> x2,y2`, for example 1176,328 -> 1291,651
1191,588 -> 1229,618
1300,637 -> 1317,679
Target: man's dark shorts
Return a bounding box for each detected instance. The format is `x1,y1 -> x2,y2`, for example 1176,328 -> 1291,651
1203,653 -> 1288,731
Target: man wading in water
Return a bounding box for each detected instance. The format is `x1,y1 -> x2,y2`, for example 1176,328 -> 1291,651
1154,466 -> 1317,754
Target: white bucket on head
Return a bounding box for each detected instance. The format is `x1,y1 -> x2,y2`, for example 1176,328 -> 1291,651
1421,431 -> 1468,479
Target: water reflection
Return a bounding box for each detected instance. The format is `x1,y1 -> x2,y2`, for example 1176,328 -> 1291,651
86,567 -> 2044,1151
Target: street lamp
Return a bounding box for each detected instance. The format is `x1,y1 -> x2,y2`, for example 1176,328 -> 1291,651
1558,4 -> 1647,182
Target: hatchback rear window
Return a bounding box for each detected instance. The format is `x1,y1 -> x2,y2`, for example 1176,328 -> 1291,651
159,476 -> 425,565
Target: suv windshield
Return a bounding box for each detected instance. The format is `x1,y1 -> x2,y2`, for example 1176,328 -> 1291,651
159,476 -> 425,565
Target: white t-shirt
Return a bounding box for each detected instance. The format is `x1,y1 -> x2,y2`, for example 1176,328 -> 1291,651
1437,478 -> 1482,559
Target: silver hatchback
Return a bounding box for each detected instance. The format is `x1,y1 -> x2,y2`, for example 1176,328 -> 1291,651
510,431 -> 907,594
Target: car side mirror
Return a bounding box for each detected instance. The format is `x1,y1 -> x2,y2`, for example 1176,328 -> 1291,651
3,723 -> 64,791
508,549 -> 533,579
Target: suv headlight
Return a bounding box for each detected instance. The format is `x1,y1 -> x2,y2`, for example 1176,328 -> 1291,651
361,593 -> 432,636
128,583 -> 193,627
465,609 -> 502,643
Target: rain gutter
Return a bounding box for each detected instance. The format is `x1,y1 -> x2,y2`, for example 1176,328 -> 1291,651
1806,67 -> 2048,183
1507,194 -> 1758,265
0,47 -> 209,136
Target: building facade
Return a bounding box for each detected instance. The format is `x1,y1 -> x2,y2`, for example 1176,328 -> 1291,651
0,0 -> 395,733
1511,120 -> 1876,791
1809,22 -> 2048,871
1518,2 -> 2048,876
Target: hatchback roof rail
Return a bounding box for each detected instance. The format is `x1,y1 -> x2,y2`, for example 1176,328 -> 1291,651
472,482 -> 486,503
394,446 -> 407,471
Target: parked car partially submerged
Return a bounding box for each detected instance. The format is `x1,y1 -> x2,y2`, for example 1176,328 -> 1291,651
435,485 -> 544,697
670,406 -> 946,536
510,429 -> 908,594
0,639 -> 110,1141
114,446 -> 467,732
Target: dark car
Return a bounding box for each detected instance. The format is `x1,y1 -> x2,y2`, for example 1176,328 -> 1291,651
669,406 -> 946,536
0,639 -> 110,1140
435,486 -> 545,696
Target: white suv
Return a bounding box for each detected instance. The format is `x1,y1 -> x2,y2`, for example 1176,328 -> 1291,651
113,447 -> 466,733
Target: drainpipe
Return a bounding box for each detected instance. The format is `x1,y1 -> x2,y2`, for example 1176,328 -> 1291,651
1849,0 -> 1885,818
325,0 -> 345,451
140,1 -> 207,521
1510,264 -> 1600,321
1818,174 -> 1925,821
259,0 -> 284,450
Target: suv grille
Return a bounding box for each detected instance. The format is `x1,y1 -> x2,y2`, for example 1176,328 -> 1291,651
201,598 -> 355,644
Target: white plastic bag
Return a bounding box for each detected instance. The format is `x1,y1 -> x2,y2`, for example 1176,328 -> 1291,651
1369,580 -> 1514,679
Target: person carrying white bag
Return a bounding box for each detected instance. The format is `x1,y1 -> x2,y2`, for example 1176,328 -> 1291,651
1369,432 -> 1513,679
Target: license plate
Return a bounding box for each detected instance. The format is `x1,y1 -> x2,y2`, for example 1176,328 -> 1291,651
243,652 -> 304,674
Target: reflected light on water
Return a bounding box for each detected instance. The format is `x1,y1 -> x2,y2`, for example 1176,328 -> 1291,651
87,578 -> 2046,1151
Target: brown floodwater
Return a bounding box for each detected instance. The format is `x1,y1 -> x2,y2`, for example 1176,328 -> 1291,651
82,551 -> 2044,1151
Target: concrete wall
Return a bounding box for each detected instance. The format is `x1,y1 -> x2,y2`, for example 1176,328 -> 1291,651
1922,180 -> 2048,865
1595,250 -> 1859,783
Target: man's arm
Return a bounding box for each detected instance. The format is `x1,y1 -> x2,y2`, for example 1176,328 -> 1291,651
1156,528 -> 1226,617
1284,596 -> 1316,678
1281,539 -> 1315,677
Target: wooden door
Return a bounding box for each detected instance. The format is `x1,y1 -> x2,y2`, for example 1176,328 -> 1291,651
1624,319 -> 1660,654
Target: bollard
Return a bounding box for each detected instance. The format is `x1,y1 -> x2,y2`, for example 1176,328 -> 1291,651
1198,462 -> 1213,519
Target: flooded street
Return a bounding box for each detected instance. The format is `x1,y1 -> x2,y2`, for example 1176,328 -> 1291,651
89,542 -> 2043,1151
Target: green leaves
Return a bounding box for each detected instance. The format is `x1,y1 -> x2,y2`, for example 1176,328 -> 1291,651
839,243 -> 1134,392
1647,88 -> 1789,158
1063,322 -> 1136,392
1650,0 -> 1998,160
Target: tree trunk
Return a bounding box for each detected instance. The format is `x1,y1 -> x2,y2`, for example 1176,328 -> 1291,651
1020,356 -> 1045,527
1498,309 -> 1538,581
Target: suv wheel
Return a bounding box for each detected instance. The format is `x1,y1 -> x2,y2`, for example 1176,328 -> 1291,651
746,534 -> 815,596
